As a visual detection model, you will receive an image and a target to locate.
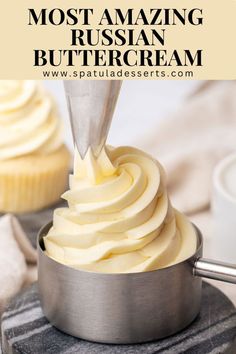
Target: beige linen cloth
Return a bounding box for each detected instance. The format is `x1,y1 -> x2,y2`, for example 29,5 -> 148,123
142,80 -> 236,237
1,80 -> 236,312
0,214 -> 37,313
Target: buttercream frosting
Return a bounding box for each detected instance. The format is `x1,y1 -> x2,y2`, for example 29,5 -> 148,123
44,146 -> 197,273
0,80 -> 63,160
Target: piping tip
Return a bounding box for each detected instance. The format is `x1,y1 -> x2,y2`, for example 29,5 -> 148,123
64,80 -> 122,159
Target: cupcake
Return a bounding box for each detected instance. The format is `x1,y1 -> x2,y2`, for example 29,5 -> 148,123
0,80 -> 71,213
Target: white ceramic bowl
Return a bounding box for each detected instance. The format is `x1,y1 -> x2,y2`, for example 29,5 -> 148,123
212,153 -> 236,263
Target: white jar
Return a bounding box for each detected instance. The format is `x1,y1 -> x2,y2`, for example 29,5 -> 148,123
212,153 -> 236,264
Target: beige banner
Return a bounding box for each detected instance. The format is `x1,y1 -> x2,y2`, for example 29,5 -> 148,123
0,0 -> 236,79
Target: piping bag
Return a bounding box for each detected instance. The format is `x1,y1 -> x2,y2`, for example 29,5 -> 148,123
63,80 -> 122,159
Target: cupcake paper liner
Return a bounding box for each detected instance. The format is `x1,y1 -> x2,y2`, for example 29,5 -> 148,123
0,145 -> 71,214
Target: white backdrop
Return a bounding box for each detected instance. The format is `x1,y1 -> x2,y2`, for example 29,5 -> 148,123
45,80 -> 201,151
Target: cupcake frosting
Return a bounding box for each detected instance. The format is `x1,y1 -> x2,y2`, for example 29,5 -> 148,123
44,146 -> 197,273
0,80 -> 63,160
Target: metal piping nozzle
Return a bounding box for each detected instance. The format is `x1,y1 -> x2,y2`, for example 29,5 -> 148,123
64,80 -> 122,159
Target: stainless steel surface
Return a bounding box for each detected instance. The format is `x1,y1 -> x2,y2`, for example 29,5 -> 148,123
63,80 -> 122,159
38,223 -> 236,344
194,258 -> 236,284
38,223 -> 202,344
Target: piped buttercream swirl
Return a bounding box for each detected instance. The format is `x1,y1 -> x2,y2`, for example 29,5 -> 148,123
44,146 -> 196,273
0,80 -> 63,160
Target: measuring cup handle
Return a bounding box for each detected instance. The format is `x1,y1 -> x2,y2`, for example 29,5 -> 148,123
193,258 -> 236,284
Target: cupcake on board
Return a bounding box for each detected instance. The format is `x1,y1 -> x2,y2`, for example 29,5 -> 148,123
0,80 -> 71,213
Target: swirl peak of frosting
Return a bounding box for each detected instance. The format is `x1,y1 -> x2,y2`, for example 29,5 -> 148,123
0,80 -> 63,160
44,146 -> 196,273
